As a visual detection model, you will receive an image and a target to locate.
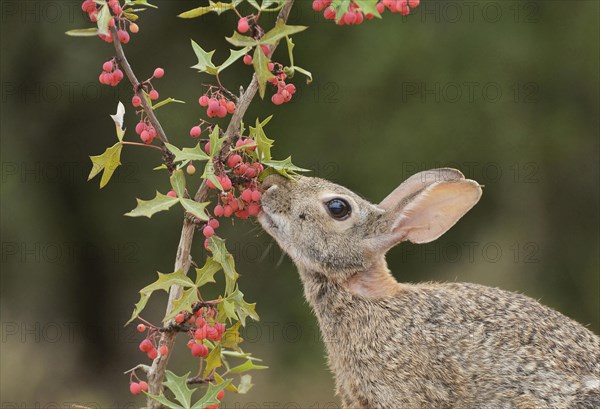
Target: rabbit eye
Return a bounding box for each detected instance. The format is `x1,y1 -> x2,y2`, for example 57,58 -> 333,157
325,199 -> 351,220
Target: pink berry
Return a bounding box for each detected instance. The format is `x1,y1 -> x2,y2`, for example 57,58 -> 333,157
136,324 -> 146,332
271,93 -> 285,105
196,316 -> 206,328
130,382 -> 142,395
268,62 -> 275,72
243,54 -> 253,65
147,348 -> 158,360
409,0 -> 420,7
251,190 -> 261,202
237,17 -> 250,33
191,343 -> 208,357
203,225 -> 215,238
216,105 -> 227,118
135,122 -> 145,135
312,0 -> 325,11
175,313 -> 186,324
195,326 -> 208,340
227,154 -> 242,169
190,126 -> 201,138
285,84 -> 297,94
223,205 -> 234,217
158,345 -> 169,356
225,101 -> 236,114
149,89 -> 159,100
139,381 -> 148,392
132,95 -> 142,107
208,219 -> 220,229
167,190 -> 177,198
139,339 -> 153,352
204,142 -> 211,155
214,323 -> 226,334
214,205 -> 224,217
343,11 -> 357,24
129,23 -> 140,33
323,7 -> 336,20
199,95 -> 210,106
140,130 -> 152,144
103,61 -> 113,72
153,67 -> 165,78
219,175 -> 232,191
117,29 -> 130,43
241,189 -> 253,202
261,44 -> 270,55
217,390 -> 225,400
248,203 -> 261,216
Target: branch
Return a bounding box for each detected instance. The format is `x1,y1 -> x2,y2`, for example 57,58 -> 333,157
145,1 -> 296,406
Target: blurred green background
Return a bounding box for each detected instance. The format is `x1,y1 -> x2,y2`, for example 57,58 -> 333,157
1,0 -> 598,407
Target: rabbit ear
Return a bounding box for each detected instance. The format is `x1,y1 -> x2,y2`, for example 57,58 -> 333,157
375,174 -> 482,248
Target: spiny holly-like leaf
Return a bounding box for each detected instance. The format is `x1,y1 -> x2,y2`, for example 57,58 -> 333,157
165,287 -> 200,323
237,375 -> 254,394
208,237 -> 239,296
190,379 -> 232,409
354,0 -> 382,17
163,370 -> 195,409
195,257 -> 222,287
218,47 -> 251,73
88,143 -> 123,188
65,28 -> 98,37
170,169 -> 186,198
226,287 -> 259,326
152,97 -> 185,110
250,118 -> 274,161
262,157 -> 310,179
180,199 -> 210,221
220,322 -> 243,351
258,19 -> 307,45
208,125 -> 226,158
145,393 -> 181,409
252,46 -> 274,99
164,142 -> 210,163
178,1 -> 234,18
226,32 -> 259,48
285,37 -> 313,84
110,102 -> 126,142
201,161 -> 222,191
124,191 -> 180,218
219,297 -> 238,322
190,40 -> 217,74
126,270 -> 195,325
228,358 -> 268,374
203,344 -> 222,377
96,4 -> 112,36
214,372 -> 239,393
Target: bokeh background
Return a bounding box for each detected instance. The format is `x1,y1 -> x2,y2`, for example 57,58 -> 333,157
1,0 -> 598,407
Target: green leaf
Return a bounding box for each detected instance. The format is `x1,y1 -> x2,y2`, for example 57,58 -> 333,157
125,191 -> 180,218
218,47 -> 252,73
201,161 -> 222,191
190,380 -> 232,409
285,37 -> 312,84
166,287 -> 200,323
180,199 -> 210,221
226,287 -> 259,326
110,102 -> 126,142
237,375 -> 254,394
250,118 -> 274,161
88,143 -> 123,188
96,4 -> 112,36
65,28 -> 98,37
262,157 -> 310,179
252,46 -> 274,99
163,371 -> 195,409
214,372 -> 238,393
190,40 -> 217,74
228,358 -> 268,374
195,257 -> 222,287
145,392 -> 182,409
126,270 -> 195,325
152,97 -> 185,110
292,65 -> 313,84
220,322 -> 243,351
208,126 -> 226,158
354,0 -> 382,17
165,143 -> 210,163
170,169 -> 187,198
178,1 -> 234,18
208,237 -> 239,295
258,20 -> 307,45
125,0 -> 158,8
203,344 -> 222,377
219,297 -> 238,322
226,32 -> 259,48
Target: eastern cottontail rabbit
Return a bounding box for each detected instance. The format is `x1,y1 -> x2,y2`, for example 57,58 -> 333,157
258,169 -> 599,409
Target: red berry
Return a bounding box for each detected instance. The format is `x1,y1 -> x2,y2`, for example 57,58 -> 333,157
248,203 -> 261,216
285,84 -> 297,94
243,54 -> 253,65
241,189 -> 253,202
132,95 -> 142,107
167,190 -> 177,198
227,154 -> 242,169
204,238 -> 210,251
153,67 -> 165,78
191,343 -> 209,357
190,126 -> 202,138
194,326 -> 208,340
323,7 -> 336,20
261,44 -> 270,55
236,209 -> 250,219
203,225 -> 215,238
147,348 -> 158,360
82,0 -> 96,13
251,190 -> 262,202
149,89 -> 159,100
343,11 -> 357,24
187,339 -> 196,349
136,324 -> 146,332
204,142 -> 211,155
268,62 -> 275,72
195,316 -> 206,327
217,390 -> 225,400
159,345 -> 169,356
214,323 -> 226,334
140,130 -> 152,144
409,0 -> 420,7
271,93 -> 285,105
135,122 -> 145,135
208,219 -> 220,230
175,313 -> 186,324
312,0 -> 325,11
223,205 -> 234,217
225,101 -> 236,114
206,326 -> 219,340
117,29 -> 130,43
130,382 -> 142,395
199,95 -> 210,106
139,339 -> 153,352
139,381 -> 148,392
214,205 -> 224,217
376,1 -> 385,12
219,175 -> 232,191
237,17 -> 250,33
103,61 -> 114,72
216,105 -> 227,118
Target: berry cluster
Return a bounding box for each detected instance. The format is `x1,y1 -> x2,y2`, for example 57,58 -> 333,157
98,59 -> 124,87
267,62 -> 297,105
131,68 -> 165,144
137,326 -> 169,361
197,89 -> 237,120
173,306 -> 226,357
313,0 -> 420,23
81,0 -> 139,43
129,380 -> 149,395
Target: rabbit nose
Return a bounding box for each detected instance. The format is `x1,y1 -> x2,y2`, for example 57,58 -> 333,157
262,174 -> 287,192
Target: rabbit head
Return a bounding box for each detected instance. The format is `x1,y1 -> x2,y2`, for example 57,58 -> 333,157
258,169 -> 482,283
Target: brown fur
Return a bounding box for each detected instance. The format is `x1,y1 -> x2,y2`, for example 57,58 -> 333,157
258,172 -> 599,409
